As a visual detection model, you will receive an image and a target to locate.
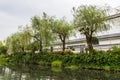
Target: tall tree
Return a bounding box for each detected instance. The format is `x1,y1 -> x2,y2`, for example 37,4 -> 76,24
31,13 -> 53,53
0,40 -> 7,55
18,26 -> 32,52
6,33 -> 21,53
5,26 -> 32,54
51,18 -> 74,51
73,5 -> 109,53
0,40 -> 3,48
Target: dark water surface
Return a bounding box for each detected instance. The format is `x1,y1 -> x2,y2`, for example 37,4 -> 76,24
0,64 -> 120,80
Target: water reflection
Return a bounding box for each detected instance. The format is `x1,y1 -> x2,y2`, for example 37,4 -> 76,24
0,64 -> 120,80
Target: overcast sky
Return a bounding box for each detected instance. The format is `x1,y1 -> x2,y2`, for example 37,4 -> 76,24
0,0 -> 120,41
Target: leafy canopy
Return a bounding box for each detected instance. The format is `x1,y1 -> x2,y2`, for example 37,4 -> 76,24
73,5 -> 109,35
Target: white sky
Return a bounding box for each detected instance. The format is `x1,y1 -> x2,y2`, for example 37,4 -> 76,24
0,0 -> 120,41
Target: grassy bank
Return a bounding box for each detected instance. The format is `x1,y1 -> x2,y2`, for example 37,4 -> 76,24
1,49 -> 120,71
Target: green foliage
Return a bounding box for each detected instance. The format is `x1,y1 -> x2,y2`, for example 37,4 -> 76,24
0,46 -> 7,55
31,13 -> 54,53
73,5 -> 109,33
0,57 -> 9,62
0,56 -> 9,65
0,40 -> 7,55
3,47 -> 120,71
5,26 -> 32,54
51,50 -> 73,55
110,46 -> 120,54
92,37 -> 99,44
52,60 -> 62,68
73,5 -> 109,53
0,41 -> 3,48
51,18 -> 74,51
102,66 -> 111,71
26,41 -> 39,53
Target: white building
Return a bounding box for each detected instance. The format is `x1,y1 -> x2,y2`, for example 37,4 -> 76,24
53,13 -> 120,52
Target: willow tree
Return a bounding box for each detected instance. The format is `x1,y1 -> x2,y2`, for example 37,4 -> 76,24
73,5 -> 109,53
31,13 -> 53,53
0,40 -> 3,48
0,40 -> 7,55
51,18 -> 73,51
18,26 -> 32,52
5,33 -> 21,53
5,26 -> 32,54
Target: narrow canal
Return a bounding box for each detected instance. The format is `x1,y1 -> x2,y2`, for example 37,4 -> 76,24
0,64 -> 120,80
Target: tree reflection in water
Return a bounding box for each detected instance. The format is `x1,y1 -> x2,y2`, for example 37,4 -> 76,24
0,64 -> 119,80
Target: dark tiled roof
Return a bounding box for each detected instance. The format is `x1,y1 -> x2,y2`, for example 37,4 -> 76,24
67,33 -> 120,43
108,13 -> 120,20
98,33 -> 120,39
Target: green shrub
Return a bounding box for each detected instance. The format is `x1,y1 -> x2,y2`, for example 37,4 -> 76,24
50,50 -> 73,55
64,50 -> 73,55
4,49 -> 120,71
0,46 -> 7,55
102,65 -> 111,70
51,60 -> 62,68
110,46 -> 120,54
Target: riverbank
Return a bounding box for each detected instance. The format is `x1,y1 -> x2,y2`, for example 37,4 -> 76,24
1,49 -> 120,71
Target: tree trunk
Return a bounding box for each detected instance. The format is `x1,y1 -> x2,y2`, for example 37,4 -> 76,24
39,40 -> 43,53
59,35 -> 66,51
21,47 -> 24,52
62,37 -> 66,51
86,35 -> 93,53
50,46 -> 53,52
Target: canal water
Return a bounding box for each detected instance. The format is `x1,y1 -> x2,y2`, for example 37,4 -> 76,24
0,64 -> 120,80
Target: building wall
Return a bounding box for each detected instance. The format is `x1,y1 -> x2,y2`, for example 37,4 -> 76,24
53,37 -> 120,53
99,38 -> 120,45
